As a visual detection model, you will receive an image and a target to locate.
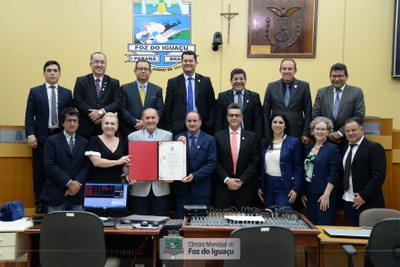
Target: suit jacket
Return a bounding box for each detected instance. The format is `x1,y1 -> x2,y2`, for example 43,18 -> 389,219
127,128 -> 173,197
304,140 -> 341,194
164,73 -> 216,135
25,84 -> 72,143
172,131 -> 217,197
343,137 -> 386,210
263,78 -> 312,137
259,135 -> 303,194
214,89 -> 263,139
119,81 -> 164,137
42,133 -> 90,206
215,129 -> 260,198
73,74 -> 121,137
312,84 -> 365,135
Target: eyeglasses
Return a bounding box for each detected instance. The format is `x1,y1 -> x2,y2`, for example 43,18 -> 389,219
330,74 -> 346,79
136,67 -> 150,71
315,128 -> 328,132
65,119 -> 78,123
227,114 -> 242,118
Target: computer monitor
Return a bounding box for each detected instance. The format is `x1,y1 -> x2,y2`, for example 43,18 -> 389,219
83,183 -> 128,217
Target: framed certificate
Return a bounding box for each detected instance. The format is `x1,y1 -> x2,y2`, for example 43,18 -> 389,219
158,141 -> 186,180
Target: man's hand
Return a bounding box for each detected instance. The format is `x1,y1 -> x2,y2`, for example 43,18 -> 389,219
226,178 -> 243,191
27,135 -> 38,149
182,174 -> 194,183
353,193 -> 366,209
88,109 -> 102,122
328,132 -> 341,143
65,180 -> 82,196
301,136 -> 310,144
134,120 -> 144,130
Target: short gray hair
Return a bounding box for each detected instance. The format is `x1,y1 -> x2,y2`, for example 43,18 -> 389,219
310,116 -> 333,134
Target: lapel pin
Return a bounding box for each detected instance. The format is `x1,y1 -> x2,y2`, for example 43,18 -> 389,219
294,84 -> 298,88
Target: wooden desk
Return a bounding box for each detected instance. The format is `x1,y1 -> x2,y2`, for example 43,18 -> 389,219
17,225 -> 161,267
317,226 -> 368,267
182,215 -> 320,267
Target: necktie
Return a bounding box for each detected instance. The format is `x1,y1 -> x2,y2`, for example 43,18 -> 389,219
284,84 -> 291,107
190,135 -> 196,158
187,77 -> 194,112
140,84 -> 145,106
68,136 -> 74,152
236,92 -> 243,108
332,89 -> 341,119
95,78 -> 101,96
50,86 -> 58,125
343,144 -> 356,191
231,131 -> 238,175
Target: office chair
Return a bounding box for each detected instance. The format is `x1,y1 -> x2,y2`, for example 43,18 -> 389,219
342,218 -> 400,267
40,211 -> 120,267
224,226 -> 295,267
359,208 -> 400,227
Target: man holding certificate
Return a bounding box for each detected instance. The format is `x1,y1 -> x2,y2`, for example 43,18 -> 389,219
127,108 -> 173,216
215,103 -> 260,209
173,112 -> 217,218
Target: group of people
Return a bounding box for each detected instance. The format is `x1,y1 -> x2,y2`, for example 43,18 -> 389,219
25,51 -> 386,226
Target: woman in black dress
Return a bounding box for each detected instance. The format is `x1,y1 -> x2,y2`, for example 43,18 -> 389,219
85,113 -> 130,183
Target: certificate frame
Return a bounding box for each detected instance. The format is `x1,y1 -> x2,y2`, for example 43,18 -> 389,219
158,141 -> 186,180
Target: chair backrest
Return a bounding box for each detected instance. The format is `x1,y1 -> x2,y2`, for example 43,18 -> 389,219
224,226 -> 295,267
40,211 -> 106,267
367,218 -> 400,267
359,208 -> 400,227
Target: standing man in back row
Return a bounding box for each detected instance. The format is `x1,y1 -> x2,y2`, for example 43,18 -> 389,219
164,50 -> 216,135
313,63 -> 365,145
25,60 -> 73,214
119,60 -> 164,138
263,58 -> 312,144
73,52 -> 121,139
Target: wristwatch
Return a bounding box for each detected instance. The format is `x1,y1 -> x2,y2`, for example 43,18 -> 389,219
98,109 -> 104,116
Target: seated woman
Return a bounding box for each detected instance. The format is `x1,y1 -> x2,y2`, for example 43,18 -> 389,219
258,113 -> 303,208
85,113 -> 130,183
303,117 -> 341,225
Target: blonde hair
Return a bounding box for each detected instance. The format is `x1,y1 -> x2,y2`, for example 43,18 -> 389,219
101,112 -> 119,124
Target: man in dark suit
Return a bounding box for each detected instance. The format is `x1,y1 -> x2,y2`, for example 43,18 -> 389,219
120,60 -> 164,137
313,63 -> 365,145
173,111 -> 217,218
42,108 -> 90,212
214,68 -> 263,140
214,103 -> 259,209
342,119 -> 386,226
73,52 -> 121,138
164,50 -> 216,135
263,58 -> 312,144
24,60 -> 73,213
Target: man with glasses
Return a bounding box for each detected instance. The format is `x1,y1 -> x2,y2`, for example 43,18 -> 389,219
214,103 -> 259,209
313,63 -> 365,145
73,52 -> 121,139
120,60 -> 164,137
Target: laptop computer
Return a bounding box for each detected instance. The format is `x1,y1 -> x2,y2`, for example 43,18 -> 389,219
83,183 -> 128,217
324,228 -> 371,239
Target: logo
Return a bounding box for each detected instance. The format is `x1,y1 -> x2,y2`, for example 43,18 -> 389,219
164,236 -> 184,256
265,5 -> 301,48
127,0 -> 195,70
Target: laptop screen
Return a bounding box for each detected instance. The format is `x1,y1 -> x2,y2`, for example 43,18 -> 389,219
84,183 -> 128,210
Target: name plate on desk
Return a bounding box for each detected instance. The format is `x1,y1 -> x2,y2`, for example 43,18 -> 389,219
364,121 -> 381,136
0,129 -> 27,143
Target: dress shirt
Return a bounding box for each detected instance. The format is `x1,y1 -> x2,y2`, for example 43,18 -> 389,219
143,128 -> 158,140
342,135 -> 364,202
136,81 -> 148,95
224,127 -> 242,183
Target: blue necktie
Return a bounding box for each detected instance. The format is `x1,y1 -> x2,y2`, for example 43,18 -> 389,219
187,77 -> 194,112
284,84 -> 290,107
95,78 -> 101,96
190,135 -> 196,158
332,89 -> 341,119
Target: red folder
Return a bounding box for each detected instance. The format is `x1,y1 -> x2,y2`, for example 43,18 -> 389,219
129,141 -> 158,181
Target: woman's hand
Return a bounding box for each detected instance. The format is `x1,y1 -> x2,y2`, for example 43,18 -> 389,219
288,190 -> 297,204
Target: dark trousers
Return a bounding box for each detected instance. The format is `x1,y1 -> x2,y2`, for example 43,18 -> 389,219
32,143 -> 46,204
215,189 -> 254,210
343,200 -> 361,226
306,191 -> 337,225
175,194 -> 210,219
131,190 -> 170,216
263,175 -> 291,208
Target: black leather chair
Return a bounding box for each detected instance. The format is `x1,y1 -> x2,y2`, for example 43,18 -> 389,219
39,211 -> 120,267
343,218 -> 400,267
223,226 -> 295,267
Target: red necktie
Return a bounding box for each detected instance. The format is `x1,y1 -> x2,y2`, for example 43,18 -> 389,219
231,131 -> 238,175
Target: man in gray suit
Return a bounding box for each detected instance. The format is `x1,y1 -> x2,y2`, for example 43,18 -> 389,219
313,63 -> 365,144
263,58 -> 312,144
120,60 -> 164,138
127,108 -> 172,216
